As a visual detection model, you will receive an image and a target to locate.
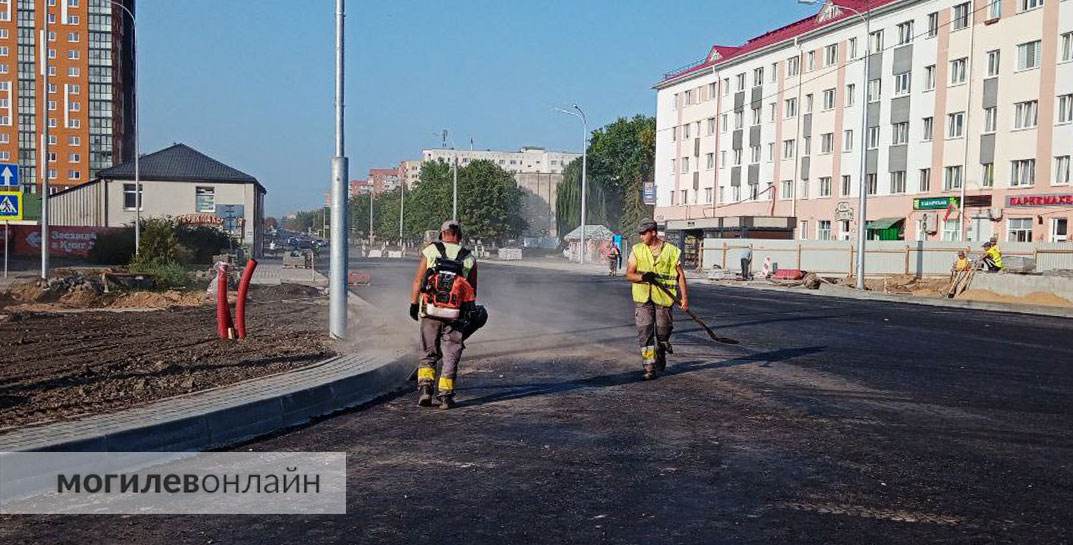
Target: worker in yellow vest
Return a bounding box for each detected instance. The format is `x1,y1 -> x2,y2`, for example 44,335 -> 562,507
625,220 -> 689,380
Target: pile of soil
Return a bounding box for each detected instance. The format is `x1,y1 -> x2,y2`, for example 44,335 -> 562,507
0,274 -> 209,312
957,289 -> 1073,308
840,274 -> 952,297
0,283 -> 334,430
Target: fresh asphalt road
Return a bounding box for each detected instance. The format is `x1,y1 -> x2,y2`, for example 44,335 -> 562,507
6,258 -> 1073,544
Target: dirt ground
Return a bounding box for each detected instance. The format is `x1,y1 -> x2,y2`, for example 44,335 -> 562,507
0,283 -> 334,431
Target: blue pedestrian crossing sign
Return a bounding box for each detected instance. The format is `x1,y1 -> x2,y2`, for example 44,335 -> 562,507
0,163 -> 18,187
0,190 -> 22,221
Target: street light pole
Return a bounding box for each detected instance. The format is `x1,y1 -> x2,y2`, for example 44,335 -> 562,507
554,105 -> 588,264
328,0 -> 349,339
799,0 -> 870,289
39,5 -> 49,279
111,2 -> 138,255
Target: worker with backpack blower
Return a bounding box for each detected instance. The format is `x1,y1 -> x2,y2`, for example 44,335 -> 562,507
409,220 -> 486,409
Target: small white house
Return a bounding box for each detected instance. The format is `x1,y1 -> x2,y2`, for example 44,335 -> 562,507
49,143 -> 267,256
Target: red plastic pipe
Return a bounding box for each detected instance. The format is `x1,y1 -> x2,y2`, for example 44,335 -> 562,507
215,262 -> 233,339
235,259 -> 258,339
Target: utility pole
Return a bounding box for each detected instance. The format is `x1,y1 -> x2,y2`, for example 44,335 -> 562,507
39,7 -> 49,279
554,105 -> 588,263
328,0 -> 349,339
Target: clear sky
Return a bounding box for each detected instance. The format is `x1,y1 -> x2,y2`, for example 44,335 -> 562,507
137,0 -> 817,217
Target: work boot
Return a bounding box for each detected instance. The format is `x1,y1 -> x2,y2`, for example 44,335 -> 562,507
642,364 -> 656,381
417,383 -> 434,407
660,340 -> 674,355
437,393 -> 456,410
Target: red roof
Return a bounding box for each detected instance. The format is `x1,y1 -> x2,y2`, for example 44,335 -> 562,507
660,0 -> 901,84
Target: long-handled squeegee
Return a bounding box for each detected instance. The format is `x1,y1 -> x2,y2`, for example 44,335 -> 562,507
649,280 -> 739,345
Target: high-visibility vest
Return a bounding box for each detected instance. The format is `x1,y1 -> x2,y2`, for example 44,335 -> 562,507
632,242 -> 680,306
985,246 -> 1003,269
422,242 -> 476,279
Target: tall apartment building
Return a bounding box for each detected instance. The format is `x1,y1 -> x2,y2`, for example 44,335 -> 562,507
421,146 -> 580,175
654,0 -> 1072,247
2,0 -> 135,194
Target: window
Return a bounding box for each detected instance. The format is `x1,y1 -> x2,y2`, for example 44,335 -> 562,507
196,187 -> 215,212
894,72 -> 911,95
68,31 -> 79,42
1019,0 -> 1044,11
824,44 -> 838,66
723,78 -> 730,96
721,114 -> 728,132
948,112 -> 965,138
821,133 -> 834,153
845,83 -> 855,107
734,111 -> 743,129
892,122 -> 909,145
69,135 -> 80,146
844,129 -> 854,151
923,116 -> 934,141
867,79 -> 881,102
897,21 -> 914,45
1063,32 -> 1073,63
783,139 -> 795,159
988,0 -> 1002,19
803,136 -> 812,155
770,63 -> 778,82
67,49 -> 79,60
924,65 -> 936,91
943,220 -> 961,241
769,102 -> 777,122
822,88 -> 835,110
707,82 -> 716,98
753,67 -> 764,86
950,58 -> 967,84
1057,94 -> 1073,124
984,107 -> 998,133
704,187 -> 713,204
1011,159 -> 1036,186
849,37 -> 858,59
720,151 -> 726,167
1008,218 -> 1033,243
867,126 -> 880,149
670,126 -> 676,142
808,51 -> 815,71
891,171 -> 907,193
841,175 -> 852,196
683,123 -> 690,139
1054,218 -> 1069,242
123,183 -> 142,211
69,152 -> 80,163
805,93 -> 813,113
953,3 -> 970,30
869,30 -> 883,52
681,157 -> 690,173
927,12 -> 939,37
819,177 -> 832,197
987,50 -> 1000,76
787,56 -> 800,76
945,165 -> 963,190
736,73 -> 746,90
982,163 -> 995,187
919,168 -> 932,192
781,180 -> 794,199
750,145 -> 761,163
1017,40 -> 1041,70
785,98 -> 797,118
706,153 -> 714,170
867,174 -> 878,195
733,150 -> 742,165
707,117 -> 716,135
767,142 -> 774,161
1014,100 -> 1038,129
752,106 -> 761,125
840,220 -> 852,240
818,220 -> 833,240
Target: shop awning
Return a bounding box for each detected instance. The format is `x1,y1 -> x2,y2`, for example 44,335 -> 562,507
866,217 -> 904,230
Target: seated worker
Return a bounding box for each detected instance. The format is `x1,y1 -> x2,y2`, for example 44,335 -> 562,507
981,242 -> 1003,272
951,250 -> 971,276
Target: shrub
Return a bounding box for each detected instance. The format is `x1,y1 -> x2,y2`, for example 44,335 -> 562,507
175,224 -> 232,264
130,260 -> 190,290
89,227 -> 136,264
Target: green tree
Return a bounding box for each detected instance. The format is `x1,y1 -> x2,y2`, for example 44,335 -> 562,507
556,115 -> 656,237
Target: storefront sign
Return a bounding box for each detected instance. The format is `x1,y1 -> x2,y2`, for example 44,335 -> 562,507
10,226 -> 123,258
1007,194 -> 1073,207
913,196 -> 959,210
176,213 -> 224,226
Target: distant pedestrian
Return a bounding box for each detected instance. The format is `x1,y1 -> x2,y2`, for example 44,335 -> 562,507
626,220 -> 689,381
608,243 -> 621,276
741,244 -> 753,280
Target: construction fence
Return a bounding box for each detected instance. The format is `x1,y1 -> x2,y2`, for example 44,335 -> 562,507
701,239 -> 1073,277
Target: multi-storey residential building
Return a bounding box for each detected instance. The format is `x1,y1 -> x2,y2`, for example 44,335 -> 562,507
654,0 -> 1072,251
399,159 -> 421,189
421,146 -> 580,175
2,0 -> 134,195
368,167 -> 400,194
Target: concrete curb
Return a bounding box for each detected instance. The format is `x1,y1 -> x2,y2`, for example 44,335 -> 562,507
717,281 -> 1073,319
0,292 -> 414,453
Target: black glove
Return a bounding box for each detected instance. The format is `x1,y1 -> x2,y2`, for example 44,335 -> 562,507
641,271 -> 658,284
409,302 -> 420,321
